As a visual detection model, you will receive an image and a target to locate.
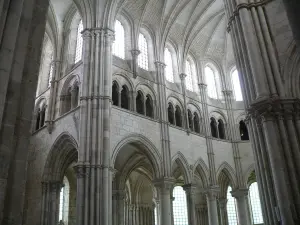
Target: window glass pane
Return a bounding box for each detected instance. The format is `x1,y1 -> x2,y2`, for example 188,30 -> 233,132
154,207 -> 157,225
232,69 -> 243,101
48,56 -> 54,87
165,48 -> 174,82
205,67 -> 218,99
185,61 -> 193,91
227,186 -> 238,225
59,187 -> 64,221
249,182 -> 263,224
75,20 -> 83,63
138,33 -> 148,70
113,20 -> 125,59
173,186 -> 188,225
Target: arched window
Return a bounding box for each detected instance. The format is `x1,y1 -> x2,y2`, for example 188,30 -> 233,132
136,91 -> 144,115
187,110 -> 193,131
185,61 -> 193,91
249,182 -> 263,224
59,177 -> 70,225
227,186 -> 238,225
232,69 -> 243,101
112,82 -> 119,106
194,112 -> 200,133
172,186 -> 188,225
175,106 -> 182,127
168,103 -> 175,125
210,118 -> 218,138
165,48 -> 174,82
205,66 -> 222,99
71,84 -> 79,109
113,20 -> 125,59
218,119 -> 225,139
35,105 -> 46,131
146,95 -> 154,118
239,120 -> 249,140
48,57 -> 54,87
121,85 -> 130,110
138,33 -> 148,70
75,20 -> 83,63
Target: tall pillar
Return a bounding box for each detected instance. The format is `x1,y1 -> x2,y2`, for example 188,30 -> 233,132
179,73 -> 188,130
231,189 -> 251,225
206,188 -> 220,225
183,184 -> 197,225
112,190 -> 126,225
131,49 -> 140,78
153,178 -> 174,225
218,198 -> 228,225
224,0 -> 300,224
75,26 -> 114,225
0,0 -> 49,223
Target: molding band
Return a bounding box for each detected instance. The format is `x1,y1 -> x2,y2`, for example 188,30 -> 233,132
227,0 -> 273,32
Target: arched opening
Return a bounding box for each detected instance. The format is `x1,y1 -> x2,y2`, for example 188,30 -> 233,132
210,118 -> 218,138
74,20 -> 83,63
71,84 -> 79,109
42,135 -> 78,225
121,85 -> 130,110
146,95 -> 154,118
138,33 -> 149,70
218,119 -> 225,139
175,106 -> 182,127
187,110 -> 193,131
205,66 -> 218,99
113,139 -> 159,225
136,91 -> 145,115
239,120 -> 249,140
113,20 -> 125,59
164,48 -> 174,82
193,112 -> 200,134
249,182 -> 263,224
168,103 -> 175,125
227,186 -> 238,225
112,82 -> 119,106
172,186 -> 188,225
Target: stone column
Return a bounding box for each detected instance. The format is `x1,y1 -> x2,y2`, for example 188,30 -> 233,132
153,178 -> 174,225
196,204 -> 208,225
155,62 -> 172,177
231,189 -> 251,225
179,73 -> 188,131
218,198 -> 228,225
224,0 -> 300,223
40,181 -> 62,225
112,190 -> 126,225
131,49 -> 140,78
0,0 -> 49,223
183,184 -> 197,225
206,188 -> 220,225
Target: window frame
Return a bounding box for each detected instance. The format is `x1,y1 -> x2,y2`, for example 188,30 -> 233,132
231,68 -> 243,101
204,64 -> 223,100
112,20 -> 125,59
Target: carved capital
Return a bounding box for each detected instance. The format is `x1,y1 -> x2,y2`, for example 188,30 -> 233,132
153,177 -> 175,192
131,49 -> 141,57
112,190 -> 126,200
182,183 -> 197,195
73,163 -> 90,178
231,188 -> 249,199
179,73 -> 187,80
45,120 -> 54,134
154,61 -> 166,69
205,186 -> 220,200
198,83 -> 207,90
222,90 -> 233,97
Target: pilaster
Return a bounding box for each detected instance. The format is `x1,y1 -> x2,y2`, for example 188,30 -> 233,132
180,73 -> 189,132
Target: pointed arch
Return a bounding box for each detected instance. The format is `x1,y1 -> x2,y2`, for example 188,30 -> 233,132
43,132 -> 78,182
171,152 -> 192,184
217,162 -> 238,197
111,133 -> 162,179
192,158 -> 209,188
